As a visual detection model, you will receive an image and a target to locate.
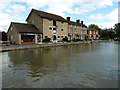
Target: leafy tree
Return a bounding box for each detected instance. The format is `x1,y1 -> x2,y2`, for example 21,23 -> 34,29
108,30 -> 115,39
100,30 -> 110,40
88,24 -> 100,30
114,23 -> 120,38
0,31 -> 7,41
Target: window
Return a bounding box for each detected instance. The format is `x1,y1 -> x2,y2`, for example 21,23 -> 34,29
49,26 -> 52,30
90,31 -> 92,34
96,31 -> 98,34
44,36 -> 48,38
53,20 -> 56,26
58,36 -> 60,38
53,28 -> 56,30
61,36 -> 64,38
53,31 -> 56,34
61,29 -> 64,31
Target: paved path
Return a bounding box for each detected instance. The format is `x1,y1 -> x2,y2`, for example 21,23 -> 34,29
0,41 -> 100,52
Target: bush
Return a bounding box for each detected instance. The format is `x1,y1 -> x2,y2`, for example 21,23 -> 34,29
62,36 -> 68,42
42,37 -> 51,43
68,40 -> 71,42
72,38 -> 83,42
72,38 -> 77,42
101,38 -> 110,40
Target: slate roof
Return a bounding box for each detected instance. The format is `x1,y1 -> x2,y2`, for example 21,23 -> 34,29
67,21 -> 87,28
26,9 -> 87,28
87,28 -> 98,31
26,9 -> 66,22
11,22 -> 41,34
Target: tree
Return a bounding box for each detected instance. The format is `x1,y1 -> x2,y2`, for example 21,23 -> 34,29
0,31 -> 7,41
108,30 -> 115,39
88,24 -> 100,30
100,30 -> 110,40
114,23 -> 120,39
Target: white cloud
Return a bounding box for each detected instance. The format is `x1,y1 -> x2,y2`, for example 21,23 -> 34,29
0,12 -> 15,32
89,8 -> 118,22
23,0 -> 114,15
0,3 -> 27,31
0,0 -> 119,31
87,8 -> 118,29
86,21 -> 117,29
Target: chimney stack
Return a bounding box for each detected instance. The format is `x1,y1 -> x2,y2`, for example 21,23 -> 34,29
81,21 -> 83,25
76,19 -> 80,23
67,17 -> 70,21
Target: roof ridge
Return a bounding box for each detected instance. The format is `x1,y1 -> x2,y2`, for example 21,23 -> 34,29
11,22 -> 27,24
11,22 -> 35,26
33,9 -> 64,18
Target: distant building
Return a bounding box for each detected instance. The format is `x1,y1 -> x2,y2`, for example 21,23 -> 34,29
67,17 -> 87,40
87,28 -> 100,40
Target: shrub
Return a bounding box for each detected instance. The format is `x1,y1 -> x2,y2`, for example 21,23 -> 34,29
72,38 -> 83,42
42,37 -> 51,43
101,38 -> 110,40
62,36 -> 68,42
72,38 -> 77,42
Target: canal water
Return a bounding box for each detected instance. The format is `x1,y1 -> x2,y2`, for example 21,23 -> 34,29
1,41 -> 118,88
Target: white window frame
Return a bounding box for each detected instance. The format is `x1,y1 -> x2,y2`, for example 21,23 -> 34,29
90,31 -> 92,34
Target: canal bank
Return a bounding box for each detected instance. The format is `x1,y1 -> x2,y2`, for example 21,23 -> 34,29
1,40 -> 103,52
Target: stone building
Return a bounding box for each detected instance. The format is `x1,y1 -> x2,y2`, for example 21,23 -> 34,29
7,22 -> 41,44
87,28 -> 100,40
7,9 -> 89,45
26,9 -> 68,42
66,17 -> 87,40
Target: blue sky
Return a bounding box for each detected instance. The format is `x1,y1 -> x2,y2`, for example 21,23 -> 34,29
0,0 -> 119,32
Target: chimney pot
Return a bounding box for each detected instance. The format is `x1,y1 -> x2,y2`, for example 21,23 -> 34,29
67,17 -> 70,21
76,19 -> 80,23
81,21 -> 83,24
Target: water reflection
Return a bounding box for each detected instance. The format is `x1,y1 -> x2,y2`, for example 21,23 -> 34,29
2,42 -> 118,88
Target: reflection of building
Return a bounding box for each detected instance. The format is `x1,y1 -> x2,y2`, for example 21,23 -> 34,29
7,9 -> 88,45
87,28 -> 100,40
